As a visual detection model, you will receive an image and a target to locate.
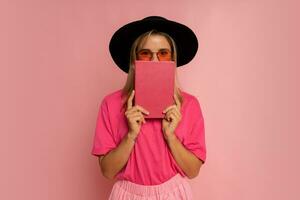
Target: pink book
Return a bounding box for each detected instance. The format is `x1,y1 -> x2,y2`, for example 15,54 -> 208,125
134,60 -> 175,118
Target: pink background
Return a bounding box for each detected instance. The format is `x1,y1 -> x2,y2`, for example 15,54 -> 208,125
1,0 -> 299,199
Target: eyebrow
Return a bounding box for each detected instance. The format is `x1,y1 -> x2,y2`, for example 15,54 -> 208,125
138,48 -> 171,51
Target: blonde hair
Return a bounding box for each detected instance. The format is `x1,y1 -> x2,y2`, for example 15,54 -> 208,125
120,29 -> 184,111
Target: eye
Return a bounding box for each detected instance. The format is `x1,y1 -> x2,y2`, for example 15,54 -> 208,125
138,50 -> 151,55
159,50 -> 170,55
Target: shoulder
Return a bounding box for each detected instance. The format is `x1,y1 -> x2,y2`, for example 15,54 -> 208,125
100,89 -> 125,115
180,90 -> 201,108
102,88 -> 124,104
180,90 -> 204,120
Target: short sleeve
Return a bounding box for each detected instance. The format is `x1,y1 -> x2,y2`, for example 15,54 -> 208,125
182,97 -> 207,164
91,98 -> 117,157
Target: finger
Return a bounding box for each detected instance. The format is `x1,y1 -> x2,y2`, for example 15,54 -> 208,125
169,113 -> 177,122
127,90 -> 135,111
140,115 -> 146,124
167,109 -> 180,121
167,105 -> 181,121
172,109 -> 180,119
171,106 -> 181,117
135,105 -> 150,115
128,112 -> 146,124
164,112 -> 174,122
164,113 -> 169,121
162,104 -> 176,113
163,105 -> 178,115
165,111 -> 172,121
126,106 -> 141,115
125,107 -> 137,116
132,115 -> 144,124
127,112 -> 144,119
125,105 -> 147,116
173,93 -> 181,110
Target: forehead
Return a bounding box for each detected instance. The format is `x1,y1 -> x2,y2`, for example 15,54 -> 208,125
138,34 -> 171,50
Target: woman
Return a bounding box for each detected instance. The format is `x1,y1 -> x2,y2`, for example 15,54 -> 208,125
91,16 -> 207,199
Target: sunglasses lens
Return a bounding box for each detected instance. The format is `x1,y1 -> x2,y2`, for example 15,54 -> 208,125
157,50 -> 172,61
137,50 -> 152,61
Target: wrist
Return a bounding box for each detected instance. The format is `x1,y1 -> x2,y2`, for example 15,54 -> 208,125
126,132 -> 137,143
165,133 -> 177,144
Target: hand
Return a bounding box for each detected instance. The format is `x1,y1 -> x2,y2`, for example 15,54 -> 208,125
125,90 -> 150,140
162,93 -> 182,141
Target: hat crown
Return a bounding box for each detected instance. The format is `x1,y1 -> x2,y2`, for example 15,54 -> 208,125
142,16 -> 167,21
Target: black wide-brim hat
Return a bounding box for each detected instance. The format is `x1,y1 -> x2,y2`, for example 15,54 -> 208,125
109,16 -> 199,73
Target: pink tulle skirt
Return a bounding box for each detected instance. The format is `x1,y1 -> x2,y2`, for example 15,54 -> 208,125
108,173 -> 193,200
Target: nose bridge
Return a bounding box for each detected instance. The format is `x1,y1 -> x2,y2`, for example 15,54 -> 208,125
152,51 -> 159,61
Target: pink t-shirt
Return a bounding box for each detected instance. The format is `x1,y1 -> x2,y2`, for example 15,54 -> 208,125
91,89 -> 206,185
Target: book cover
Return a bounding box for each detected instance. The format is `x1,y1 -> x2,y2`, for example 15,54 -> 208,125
134,60 -> 175,118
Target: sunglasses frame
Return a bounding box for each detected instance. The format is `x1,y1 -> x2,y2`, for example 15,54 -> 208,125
136,49 -> 173,61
